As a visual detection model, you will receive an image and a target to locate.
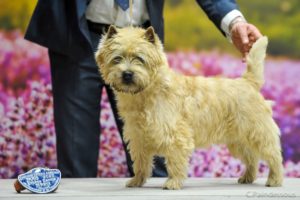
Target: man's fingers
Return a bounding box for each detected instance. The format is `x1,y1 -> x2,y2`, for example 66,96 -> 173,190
242,52 -> 248,63
237,24 -> 249,44
249,35 -> 255,41
231,22 -> 263,62
248,24 -> 262,39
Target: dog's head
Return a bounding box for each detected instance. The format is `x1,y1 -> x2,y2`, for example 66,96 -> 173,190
95,26 -> 166,94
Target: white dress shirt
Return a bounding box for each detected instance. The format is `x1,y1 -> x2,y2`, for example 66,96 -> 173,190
86,1 -> 244,39
221,9 -> 245,38
85,0 -> 149,27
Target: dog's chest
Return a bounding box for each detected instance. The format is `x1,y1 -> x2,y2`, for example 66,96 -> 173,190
122,96 -> 179,144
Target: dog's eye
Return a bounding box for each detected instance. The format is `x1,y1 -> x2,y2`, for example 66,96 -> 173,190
112,56 -> 123,64
135,56 -> 145,64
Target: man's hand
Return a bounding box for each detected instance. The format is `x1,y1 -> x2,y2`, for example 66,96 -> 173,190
230,21 -> 262,62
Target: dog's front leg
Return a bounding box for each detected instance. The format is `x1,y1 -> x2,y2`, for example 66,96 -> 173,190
126,140 -> 153,188
161,123 -> 194,190
163,151 -> 191,190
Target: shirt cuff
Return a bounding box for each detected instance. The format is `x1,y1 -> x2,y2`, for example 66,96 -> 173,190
221,9 -> 245,37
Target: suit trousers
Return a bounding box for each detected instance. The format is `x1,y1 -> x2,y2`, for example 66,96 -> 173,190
48,30 -> 167,177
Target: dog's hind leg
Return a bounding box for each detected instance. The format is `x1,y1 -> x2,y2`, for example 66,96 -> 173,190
238,149 -> 259,184
260,143 -> 283,187
255,119 -> 284,187
228,144 -> 259,184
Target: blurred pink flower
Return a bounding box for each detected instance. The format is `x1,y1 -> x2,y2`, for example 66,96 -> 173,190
1,31 -> 300,178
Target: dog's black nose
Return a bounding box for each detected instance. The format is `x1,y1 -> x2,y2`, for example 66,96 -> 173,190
122,71 -> 134,84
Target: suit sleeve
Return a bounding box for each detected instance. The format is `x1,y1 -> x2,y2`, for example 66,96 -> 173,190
195,0 -> 239,36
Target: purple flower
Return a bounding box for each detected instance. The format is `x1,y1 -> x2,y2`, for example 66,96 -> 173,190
1,31 -> 300,178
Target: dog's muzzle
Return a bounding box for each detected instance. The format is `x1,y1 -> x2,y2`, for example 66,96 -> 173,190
122,71 -> 134,84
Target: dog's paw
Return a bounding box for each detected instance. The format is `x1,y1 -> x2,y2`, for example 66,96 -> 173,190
265,178 -> 282,187
162,179 -> 182,190
238,175 -> 255,184
126,177 -> 146,188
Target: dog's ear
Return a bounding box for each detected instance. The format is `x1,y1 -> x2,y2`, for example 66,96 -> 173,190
106,25 -> 118,39
144,26 -> 156,44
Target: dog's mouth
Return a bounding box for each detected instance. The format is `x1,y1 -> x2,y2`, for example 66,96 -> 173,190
111,83 -> 145,95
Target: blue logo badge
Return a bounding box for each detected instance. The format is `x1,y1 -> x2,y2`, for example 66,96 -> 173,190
17,168 -> 61,194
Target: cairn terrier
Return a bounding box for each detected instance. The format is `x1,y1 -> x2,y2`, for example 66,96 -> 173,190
95,25 -> 283,190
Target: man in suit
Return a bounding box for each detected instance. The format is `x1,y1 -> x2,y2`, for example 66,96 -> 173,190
25,0 -> 262,178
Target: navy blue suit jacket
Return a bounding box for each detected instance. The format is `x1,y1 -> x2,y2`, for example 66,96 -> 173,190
25,0 -> 239,62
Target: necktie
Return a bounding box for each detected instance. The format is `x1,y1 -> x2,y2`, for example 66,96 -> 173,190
115,0 -> 129,11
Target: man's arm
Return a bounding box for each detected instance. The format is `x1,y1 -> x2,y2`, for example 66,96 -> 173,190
195,0 -> 262,61
195,0 -> 241,36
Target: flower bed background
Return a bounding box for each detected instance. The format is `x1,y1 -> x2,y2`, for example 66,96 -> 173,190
1,31 -> 300,178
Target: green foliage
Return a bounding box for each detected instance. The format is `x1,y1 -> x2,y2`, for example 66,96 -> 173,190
0,0 -> 37,31
0,0 -> 298,58
164,0 -> 300,58
164,0 -> 232,53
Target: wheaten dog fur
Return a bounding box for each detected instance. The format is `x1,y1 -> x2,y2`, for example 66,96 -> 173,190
95,26 -> 283,189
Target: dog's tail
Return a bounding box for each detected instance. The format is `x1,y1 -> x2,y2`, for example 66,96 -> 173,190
243,36 -> 268,90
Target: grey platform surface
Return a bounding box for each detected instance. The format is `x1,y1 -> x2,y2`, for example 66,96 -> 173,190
1,178 -> 300,200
